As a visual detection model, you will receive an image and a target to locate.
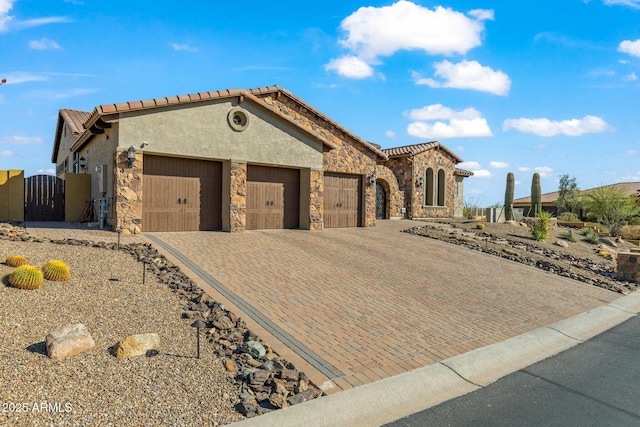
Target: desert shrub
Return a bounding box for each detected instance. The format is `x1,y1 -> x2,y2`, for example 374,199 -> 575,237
5,255 -> 27,267
558,212 -> 580,222
599,251 -> 610,258
580,227 -> 594,236
630,217 -> 640,226
582,228 -> 600,244
476,223 -> 485,230
560,230 -> 578,242
620,225 -> 640,240
530,211 -> 552,242
42,260 -> 71,282
8,265 -> 44,290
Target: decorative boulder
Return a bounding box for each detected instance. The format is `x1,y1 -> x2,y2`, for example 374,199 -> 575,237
46,323 -> 95,361
114,333 -> 160,359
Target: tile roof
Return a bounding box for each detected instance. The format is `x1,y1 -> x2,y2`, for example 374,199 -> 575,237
73,85 -> 387,159
52,109 -> 92,163
454,168 -> 474,177
60,109 -> 92,135
381,141 -> 464,163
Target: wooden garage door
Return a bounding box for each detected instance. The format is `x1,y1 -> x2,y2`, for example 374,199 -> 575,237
143,156 -> 222,232
247,165 -> 299,230
324,173 -> 361,228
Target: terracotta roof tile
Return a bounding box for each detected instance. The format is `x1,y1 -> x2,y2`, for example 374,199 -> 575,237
382,141 -> 463,163
454,168 -> 474,177
59,109 -> 91,135
100,104 -> 116,114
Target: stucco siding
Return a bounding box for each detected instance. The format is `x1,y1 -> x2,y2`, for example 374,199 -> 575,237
117,100 -> 323,170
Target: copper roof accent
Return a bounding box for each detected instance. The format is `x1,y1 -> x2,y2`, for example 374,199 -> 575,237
74,85 -> 387,159
513,182 -> 640,206
382,141 -> 464,163
454,168 -> 474,177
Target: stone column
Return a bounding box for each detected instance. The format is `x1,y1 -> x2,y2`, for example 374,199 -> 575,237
309,170 -> 323,230
229,162 -> 247,232
113,150 -> 142,234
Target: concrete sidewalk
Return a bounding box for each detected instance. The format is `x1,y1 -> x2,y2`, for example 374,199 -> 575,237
228,291 -> 640,427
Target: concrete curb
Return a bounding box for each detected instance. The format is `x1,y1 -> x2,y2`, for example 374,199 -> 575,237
228,291 -> 639,427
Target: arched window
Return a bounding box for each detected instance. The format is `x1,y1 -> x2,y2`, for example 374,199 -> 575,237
425,168 -> 434,205
437,169 -> 445,206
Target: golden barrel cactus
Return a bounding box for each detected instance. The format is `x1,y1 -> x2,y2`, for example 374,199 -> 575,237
42,260 -> 71,282
5,255 -> 27,267
9,265 -> 44,290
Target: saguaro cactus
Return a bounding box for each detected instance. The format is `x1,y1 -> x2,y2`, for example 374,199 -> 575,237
531,173 -> 541,217
504,172 -> 515,221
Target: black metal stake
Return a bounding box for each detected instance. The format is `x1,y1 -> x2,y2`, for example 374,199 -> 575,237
191,320 -> 205,359
117,229 -> 121,251
142,263 -> 146,284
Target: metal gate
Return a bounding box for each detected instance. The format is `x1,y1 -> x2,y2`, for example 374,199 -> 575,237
25,175 -> 65,221
376,182 -> 387,219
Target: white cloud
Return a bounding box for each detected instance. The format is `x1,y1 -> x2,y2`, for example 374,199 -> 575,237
490,161 -> 509,168
534,166 -> 553,177
385,130 -> 396,138
626,150 -> 638,155
518,167 -> 530,172
502,115 -> 612,136
406,104 -> 492,139
605,0 -> 640,7
29,37 -> 62,50
326,1 -> 492,77
459,161 -> 481,170
38,168 -> 56,175
0,150 -> 13,157
472,169 -> 492,178
407,118 -> 492,139
456,145 -> 465,152
413,60 -> 511,96
0,135 -> 42,144
0,0 -> 14,31
13,16 -> 71,30
25,87 -> 100,100
618,39 -> 640,57
170,43 -> 199,52
325,55 -> 374,79
2,71 -> 47,84
406,103 -> 482,120
624,72 -> 638,81
458,161 -> 491,177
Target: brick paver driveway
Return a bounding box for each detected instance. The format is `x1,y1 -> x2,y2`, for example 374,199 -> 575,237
142,220 -> 618,393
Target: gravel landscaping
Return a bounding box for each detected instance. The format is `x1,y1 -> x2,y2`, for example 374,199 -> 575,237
0,238 -> 244,427
409,219 -> 639,294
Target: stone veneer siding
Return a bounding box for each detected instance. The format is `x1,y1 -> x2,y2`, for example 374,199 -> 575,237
375,165 -> 404,218
309,170 -> 323,230
114,150 -> 142,234
383,149 -> 459,219
229,162 -> 247,233
258,93 -> 379,228
617,251 -> 640,282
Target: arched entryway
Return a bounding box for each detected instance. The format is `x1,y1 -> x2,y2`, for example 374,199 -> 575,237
376,181 -> 387,219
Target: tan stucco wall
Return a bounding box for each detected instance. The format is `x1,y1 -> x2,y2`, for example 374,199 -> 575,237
56,123 -> 79,177
79,125 -> 119,226
0,170 -> 24,221
64,173 -> 91,221
117,100 -> 323,170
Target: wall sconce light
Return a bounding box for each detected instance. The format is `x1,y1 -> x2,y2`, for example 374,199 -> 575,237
367,174 -> 376,187
79,157 -> 86,172
127,146 -> 136,168
416,176 -> 424,188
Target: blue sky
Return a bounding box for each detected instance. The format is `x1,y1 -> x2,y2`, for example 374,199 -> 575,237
1,0 -> 640,206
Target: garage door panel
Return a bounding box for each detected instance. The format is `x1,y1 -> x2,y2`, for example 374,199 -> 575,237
143,155 -> 222,232
324,173 -> 361,229
247,166 -> 299,230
